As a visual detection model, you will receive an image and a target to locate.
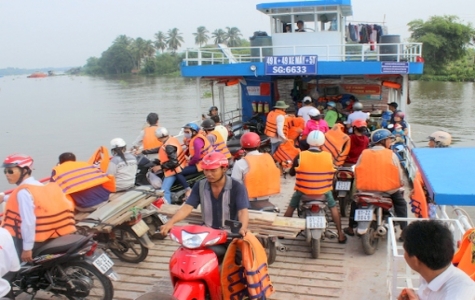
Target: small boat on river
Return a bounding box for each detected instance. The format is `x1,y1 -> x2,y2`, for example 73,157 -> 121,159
27,72 -> 48,78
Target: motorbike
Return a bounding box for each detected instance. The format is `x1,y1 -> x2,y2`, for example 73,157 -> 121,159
168,220 -> 244,300
7,234 -> 117,300
391,141 -> 408,169
353,191 -> 394,255
227,114 -> 271,157
297,194 -> 338,259
333,165 -> 355,217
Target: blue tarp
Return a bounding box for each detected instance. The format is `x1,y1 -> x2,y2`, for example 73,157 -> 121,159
412,147 -> 475,206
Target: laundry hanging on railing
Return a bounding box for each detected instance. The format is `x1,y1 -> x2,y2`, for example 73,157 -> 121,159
346,23 -> 387,44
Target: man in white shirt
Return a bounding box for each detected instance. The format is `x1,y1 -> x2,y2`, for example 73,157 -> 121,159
0,228 -> 21,298
210,115 -> 229,142
398,220 -> 475,300
298,96 -> 319,125
346,102 -> 368,133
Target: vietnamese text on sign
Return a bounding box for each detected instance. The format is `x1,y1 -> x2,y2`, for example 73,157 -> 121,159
265,55 -> 318,75
381,62 -> 409,74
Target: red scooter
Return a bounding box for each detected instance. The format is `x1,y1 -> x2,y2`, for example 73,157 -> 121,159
168,221 -> 242,300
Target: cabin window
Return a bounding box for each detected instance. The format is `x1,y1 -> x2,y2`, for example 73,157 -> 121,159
317,13 -> 339,31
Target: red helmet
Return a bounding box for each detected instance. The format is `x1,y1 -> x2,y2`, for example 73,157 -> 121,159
395,111 -> 405,119
200,152 -> 229,170
352,119 -> 367,128
240,132 -> 260,149
3,154 -> 34,169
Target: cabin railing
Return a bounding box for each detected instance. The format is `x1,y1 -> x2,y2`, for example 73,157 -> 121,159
183,43 -> 423,66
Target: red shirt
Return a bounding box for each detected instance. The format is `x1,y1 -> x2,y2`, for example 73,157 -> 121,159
346,134 -> 369,164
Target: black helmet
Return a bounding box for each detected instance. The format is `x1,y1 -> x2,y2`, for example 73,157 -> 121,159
201,119 -> 216,131
209,106 -> 218,113
146,112 -> 159,125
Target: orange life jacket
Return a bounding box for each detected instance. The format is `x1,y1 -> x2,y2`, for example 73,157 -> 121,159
287,115 -> 305,141
189,134 -> 212,172
221,232 -> 275,300
243,154 -> 280,198
264,110 -> 286,138
409,170 -> 429,218
143,125 -> 163,150
321,124 -> 351,166
88,146 -> 110,173
355,148 -> 401,192
452,229 -> 475,280
52,161 -> 116,195
2,183 -> 76,242
273,139 -> 300,169
295,151 -> 335,195
209,130 -> 231,159
158,136 -> 187,177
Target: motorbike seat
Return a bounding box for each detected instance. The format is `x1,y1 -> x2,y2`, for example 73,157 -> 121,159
301,194 -> 327,202
33,234 -> 89,257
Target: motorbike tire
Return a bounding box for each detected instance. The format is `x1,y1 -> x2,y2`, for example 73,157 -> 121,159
338,194 -> 351,218
362,221 -> 379,255
62,261 -> 114,300
310,237 -> 321,259
109,226 -> 149,263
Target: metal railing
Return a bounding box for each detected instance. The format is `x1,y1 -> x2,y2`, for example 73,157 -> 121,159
183,43 -> 423,66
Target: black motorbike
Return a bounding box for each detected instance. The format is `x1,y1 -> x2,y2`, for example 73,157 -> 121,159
6,234 -> 117,300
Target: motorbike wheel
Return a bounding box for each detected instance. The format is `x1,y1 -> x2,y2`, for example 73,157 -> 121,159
62,261 -> 114,300
338,194 -> 351,218
310,237 -> 321,259
109,226 -> 149,263
361,221 -> 379,255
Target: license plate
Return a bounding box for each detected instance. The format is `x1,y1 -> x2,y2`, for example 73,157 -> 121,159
132,219 -> 149,237
354,209 -> 373,221
158,214 -> 168,224
92,253 -> 114,274
335,181 -> 351,191
306,216 -> 326,229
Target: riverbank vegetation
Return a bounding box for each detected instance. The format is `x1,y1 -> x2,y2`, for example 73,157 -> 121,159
83,26 -> 247,76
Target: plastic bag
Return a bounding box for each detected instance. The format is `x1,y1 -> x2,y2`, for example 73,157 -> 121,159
146,171 -> 162,189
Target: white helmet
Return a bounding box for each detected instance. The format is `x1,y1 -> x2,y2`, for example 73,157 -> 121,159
110,138 -> 126,149
306,130 -> 325,147
155,127 -> 169,138
429,131 -> 452,147
353,102 -> 363,111
302,96 -> 312,103
308,108 -> 320,117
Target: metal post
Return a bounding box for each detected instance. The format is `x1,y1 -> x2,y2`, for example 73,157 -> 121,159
196,77 -> 202,121
211,82 -> 215,107
219,85 -> 225,123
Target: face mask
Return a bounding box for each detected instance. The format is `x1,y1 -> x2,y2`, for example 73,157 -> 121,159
184,133 -> 192,139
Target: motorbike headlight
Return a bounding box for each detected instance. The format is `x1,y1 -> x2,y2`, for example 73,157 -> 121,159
181,231 -> 209,249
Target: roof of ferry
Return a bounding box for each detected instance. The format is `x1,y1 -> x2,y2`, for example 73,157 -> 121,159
412,147 -> 475,206
257,0 -> 351,10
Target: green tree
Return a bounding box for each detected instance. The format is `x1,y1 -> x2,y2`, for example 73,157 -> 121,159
225,27 -> 243,47
408,15 -> 475,73
99,43 -> 134,74
154,31 -> 167,53
83,57 -> 103,75
193,26 -> 210,47
166,28 -> 185,54
114,34 -> 133,47
211,29 -> 227,44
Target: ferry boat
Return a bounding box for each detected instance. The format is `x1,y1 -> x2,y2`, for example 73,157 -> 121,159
27,72 -> 48,78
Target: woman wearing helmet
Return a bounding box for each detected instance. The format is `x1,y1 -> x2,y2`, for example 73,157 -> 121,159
131,112 -> 161,151
428,131 -> 452,148
108,138 -> 138,191
346,101 -> 368,133
345,120 -> 370,165
300,108 -> 329,150
160,152 -> 250,237
390,111 -> 408,137
324,101 -> 343,128
181,123 -> 212,176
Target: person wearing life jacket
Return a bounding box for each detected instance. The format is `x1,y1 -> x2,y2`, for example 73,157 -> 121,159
345,119 -> 370,165
297,96 -> 318,125
300,108 -> 329,150
210,115 -> 229,141
131,112 -> 162,151
160,152 -> 250,237
428,131 -> 452,148
324,101 -> 343,128
181,123 -> 212,176
51,152 -> 115,211
265,100 -> 289,154
231,132 -> 280,200
346,129 -> 407,239
286,107 -> 305,143
321,123 -> 351,167
346,102 -> 368,133
201,118 -> 231,160
107,138 -> 137,191
0,154 -> 76,262
283,131 -> 347,244
152,127 -> 190,203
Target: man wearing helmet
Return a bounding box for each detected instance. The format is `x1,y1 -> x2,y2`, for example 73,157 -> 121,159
1,154 -> 76,262
202,106 -> 219,120
298,96 -> 319,125
201,119 -> 231,161
181,123 -> 212,176
347,129 -> 407,238
231,132 -> 280,201
160,152 -> 250,237
324,101 -> 343,128
265,101 -> 290,154
283,131 -> 347,244
428,131 -> 452,148
346,102 -> 368,133
108,138 -> 138,191
131,112 -> 162,151
345,120 -> 370,165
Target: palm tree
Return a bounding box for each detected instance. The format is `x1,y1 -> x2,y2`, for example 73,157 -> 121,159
166,28 -> 184,54
193,26 -> 210,47
211,29 -> 227,45
154,31 -> 167,53
225,27 -> 243,47
114,34 -> 132,47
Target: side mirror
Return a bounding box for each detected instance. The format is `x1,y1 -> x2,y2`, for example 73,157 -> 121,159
225,220 -> 242,234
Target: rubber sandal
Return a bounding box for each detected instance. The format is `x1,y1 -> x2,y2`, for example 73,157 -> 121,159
338,235 -> 347,244
343,227 -> 355,237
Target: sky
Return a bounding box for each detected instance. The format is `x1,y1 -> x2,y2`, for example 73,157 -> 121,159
1,0 -> 474,69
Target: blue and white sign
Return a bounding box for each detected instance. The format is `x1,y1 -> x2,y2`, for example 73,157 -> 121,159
265,55 -> 318,75
381,62 -> 409,74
